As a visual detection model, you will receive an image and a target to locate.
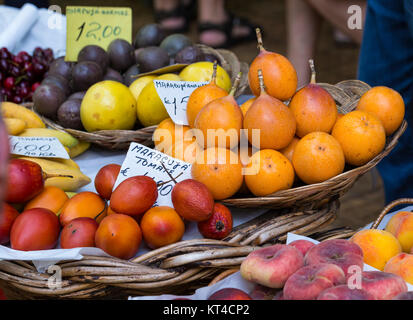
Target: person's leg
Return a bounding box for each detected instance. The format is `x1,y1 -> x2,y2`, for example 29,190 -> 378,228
286,0 -> 322,88
306,0 -> 366,44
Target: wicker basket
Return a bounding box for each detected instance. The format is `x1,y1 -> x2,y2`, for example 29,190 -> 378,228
37,45 -> 249,151
0,198 -> 349,299
222,80 -> 408,210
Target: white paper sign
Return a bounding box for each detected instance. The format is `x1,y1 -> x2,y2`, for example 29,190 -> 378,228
153,80 -> 208,125
113,142 -> 192,207
9,136 -> 70,159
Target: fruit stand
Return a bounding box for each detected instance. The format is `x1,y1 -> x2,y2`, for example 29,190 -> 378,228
0,3 -> 412,302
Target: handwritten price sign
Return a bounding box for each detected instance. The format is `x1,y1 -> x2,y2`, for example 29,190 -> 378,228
154,80 -> 208,125
9,136 -> 70,159
65,6 -> 132,61
113,142 -> 192,207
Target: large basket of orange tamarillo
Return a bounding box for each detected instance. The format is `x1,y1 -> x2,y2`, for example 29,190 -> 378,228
35,44 -> 249,151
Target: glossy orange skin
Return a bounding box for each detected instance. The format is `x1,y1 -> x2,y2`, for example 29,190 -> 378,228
289,84 -> 338,137
195,95 -> 243,149
197,203 -> 233,240
245,149 -> 295,196
10,208 -> 60,251
279,137 -> 300,163
0,203 -> 20,244
356,86 -> 405,135
191,147 -> 243,200
140,206 -> 185,249
94,164 -> 121,200
292,132 -> 345,184
171,179 -> 214,222
208,288 -> 252,300
60,217 -> 98,249
95,214 -> 142,259
153,118 -> 193,153
332,110 -> 386,166
5,159 -> 44,203
187,82 -> 227,128
240,97 -> 256,117
59,191 -> 107,227
243,93 -> 296,150
24,186 -> 69,214
248,50 -> 297,101
110,176 -> 158,217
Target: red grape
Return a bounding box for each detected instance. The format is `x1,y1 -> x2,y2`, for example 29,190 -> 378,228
3,77 -> 14,90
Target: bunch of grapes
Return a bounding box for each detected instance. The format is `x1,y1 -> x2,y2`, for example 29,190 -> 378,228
0,47 -> 54,104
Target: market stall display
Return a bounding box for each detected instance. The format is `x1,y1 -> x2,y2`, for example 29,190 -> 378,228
0,7 -> 411,301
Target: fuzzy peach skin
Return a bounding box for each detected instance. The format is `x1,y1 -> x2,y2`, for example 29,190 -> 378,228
283,263 -> 346,300
304,239 -> 363,277
384,253 -> 413,285
240,244 -> 304,288
385,211 -> 413,253
289,240 -> 316,257
249,284 -> 281,300
361,271 -> 407,300
350,229 -> 402,271
207,288 -> 252,300
317,285 -> 375,300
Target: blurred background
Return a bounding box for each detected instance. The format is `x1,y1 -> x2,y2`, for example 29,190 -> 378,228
0,0 -> 384,229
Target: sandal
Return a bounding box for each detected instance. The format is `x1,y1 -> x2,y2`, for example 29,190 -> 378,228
198,12 -> 260,48
229,13 -> 261,45
154,3 -> 190,34
197,19 -> 233,49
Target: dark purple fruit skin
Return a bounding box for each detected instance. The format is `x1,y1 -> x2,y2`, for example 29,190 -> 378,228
33,83 -> 66,120
159,34 -> 193,58
107,39 -> 135,72
133,23 -> 166,48
123,65 -> 140,86
135,46 -> 170,73
48,57 -> 74,80
57,99 -> 84,130
77,45 -> 109,73
41,74 -> 71,96
71,61 -> 103,92
203,53 -> 221,65
67,91 -> 86,101
103,67 -> 123,83
175,46 -> 205,64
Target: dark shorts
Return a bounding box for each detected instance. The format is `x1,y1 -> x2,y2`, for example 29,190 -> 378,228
358,0 -> 413,202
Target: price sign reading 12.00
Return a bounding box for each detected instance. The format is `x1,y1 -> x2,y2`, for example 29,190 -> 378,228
65,6 -> 132,62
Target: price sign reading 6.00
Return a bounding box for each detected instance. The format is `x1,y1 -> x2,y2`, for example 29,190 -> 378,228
65,6 -> 132,61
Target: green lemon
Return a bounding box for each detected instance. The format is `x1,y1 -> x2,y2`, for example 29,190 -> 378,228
80,81 -> 137,132
137,73 -> 181,127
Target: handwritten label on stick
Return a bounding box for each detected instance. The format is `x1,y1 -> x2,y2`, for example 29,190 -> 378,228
9,136 -> 70,159
65,6 -> 132,61
113,142 -> 192,207
154,80 -> 208,126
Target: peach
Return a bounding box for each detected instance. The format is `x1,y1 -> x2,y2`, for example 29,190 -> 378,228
393,292 -> 413,300
350,229 -> 402,271
317,285 -> 375,300
250,284 -> 281,300
361,271 -> 407,300
289,240 -> 316,257
384,253 -> 413,285
207,288 -> 252,300
240,244 -> 304,288
283,263 -> 346,300
304,239 -> 364,277
385,211 -> 413,253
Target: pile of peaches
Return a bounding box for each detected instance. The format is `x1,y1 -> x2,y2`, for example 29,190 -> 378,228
153,28 -> 406,202
1,158 -> 234,260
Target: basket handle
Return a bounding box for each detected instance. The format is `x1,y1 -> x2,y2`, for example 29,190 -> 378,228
370,198 -> 413,229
